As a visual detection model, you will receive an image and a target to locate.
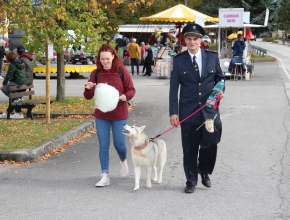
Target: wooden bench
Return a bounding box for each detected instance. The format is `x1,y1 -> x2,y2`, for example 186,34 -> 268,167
7,84 -> 53,120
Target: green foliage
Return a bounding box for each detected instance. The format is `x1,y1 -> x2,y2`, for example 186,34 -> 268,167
2,1 -> 109,54
277,0 -> 290,32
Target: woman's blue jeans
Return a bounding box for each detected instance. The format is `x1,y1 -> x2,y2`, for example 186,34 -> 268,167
95,118 -> 128,174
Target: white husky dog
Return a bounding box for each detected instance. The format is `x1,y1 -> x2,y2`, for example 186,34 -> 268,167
122,124 -> 167,191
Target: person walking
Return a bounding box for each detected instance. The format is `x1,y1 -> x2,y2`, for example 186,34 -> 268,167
0,39 -> 5,80
127,38 -> 140,75
169,23 -> 225,194
83,44 -> 136,187
143,44 -> 153,77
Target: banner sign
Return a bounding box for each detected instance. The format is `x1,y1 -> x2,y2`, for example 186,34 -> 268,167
219,8 -> 244,27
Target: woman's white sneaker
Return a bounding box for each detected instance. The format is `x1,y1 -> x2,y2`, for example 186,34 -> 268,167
95,173 -> 110,187
120,159 -> 129,177
10,112 -> 24,119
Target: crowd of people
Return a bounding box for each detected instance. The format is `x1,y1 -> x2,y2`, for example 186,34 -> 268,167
115,32 -> 213,77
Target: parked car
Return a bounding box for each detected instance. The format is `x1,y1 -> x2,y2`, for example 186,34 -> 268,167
202,35 -> 211,43
249,35 -> 256,41
260,32 -> 272,38
71,50 -> 95,64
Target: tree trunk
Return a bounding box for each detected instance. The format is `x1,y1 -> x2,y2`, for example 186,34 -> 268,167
56,50 -> 66,101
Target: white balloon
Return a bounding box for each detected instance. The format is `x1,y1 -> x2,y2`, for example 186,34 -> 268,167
94,83 -> 119,113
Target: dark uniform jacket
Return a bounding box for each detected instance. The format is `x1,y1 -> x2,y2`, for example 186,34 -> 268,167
169,49 -> 225,125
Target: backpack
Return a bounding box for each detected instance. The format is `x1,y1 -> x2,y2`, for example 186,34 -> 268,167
94,68 -> 124,83
123,37 -> 129,47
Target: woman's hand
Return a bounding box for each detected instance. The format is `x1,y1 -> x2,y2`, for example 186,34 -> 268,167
84,82 -> 96,89
119,94 -> 127,102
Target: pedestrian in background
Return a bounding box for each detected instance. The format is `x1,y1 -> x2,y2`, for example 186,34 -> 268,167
122,34 -> 130,58
115,33 -> 124,57
0,39 -> 5,80
127,38 -> 140,75
83,44 -> 136,187
142,44 -> 153,77
141,42 -> 146,71
169,23 -> 225,194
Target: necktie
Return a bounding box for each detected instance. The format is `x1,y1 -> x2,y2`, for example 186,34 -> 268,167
193,55 -> 199,72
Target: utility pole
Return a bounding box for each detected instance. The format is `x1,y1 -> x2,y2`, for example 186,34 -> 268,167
184,0 -> 187,6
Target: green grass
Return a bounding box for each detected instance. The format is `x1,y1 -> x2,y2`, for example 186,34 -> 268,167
0,96 -> 135,153
0,119 -> 89,151
0,97 -> 95,152
251,54 -> 276,62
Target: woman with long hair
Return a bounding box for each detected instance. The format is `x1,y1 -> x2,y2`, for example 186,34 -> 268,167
84,44 -> 136,187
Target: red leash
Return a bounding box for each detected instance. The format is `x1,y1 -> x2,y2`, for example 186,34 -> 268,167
149,93 -> 222,142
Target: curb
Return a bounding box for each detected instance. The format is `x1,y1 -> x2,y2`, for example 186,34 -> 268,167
0,120 -> 95,162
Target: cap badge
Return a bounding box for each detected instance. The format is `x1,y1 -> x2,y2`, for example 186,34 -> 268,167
193,26 -> 196,29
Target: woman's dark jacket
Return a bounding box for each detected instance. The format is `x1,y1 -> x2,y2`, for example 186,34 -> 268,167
144,48 -> 153,63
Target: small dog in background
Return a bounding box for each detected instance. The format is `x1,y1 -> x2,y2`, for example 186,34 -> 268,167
122,124 -> 167,191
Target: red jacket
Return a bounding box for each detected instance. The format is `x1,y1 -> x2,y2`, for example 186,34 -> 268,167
84,67 -> 136,120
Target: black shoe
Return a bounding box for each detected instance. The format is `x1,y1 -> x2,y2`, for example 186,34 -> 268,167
184,185 -> 195,193
198,169 -> 211,188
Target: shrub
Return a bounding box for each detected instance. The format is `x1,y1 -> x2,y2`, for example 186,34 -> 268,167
262,38 -> 273,42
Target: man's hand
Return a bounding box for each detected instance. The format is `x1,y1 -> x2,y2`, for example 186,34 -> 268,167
0,85 -> 3,90
84,82 -> 96,89
217,92 -> 224,100
170,114 -> 179,127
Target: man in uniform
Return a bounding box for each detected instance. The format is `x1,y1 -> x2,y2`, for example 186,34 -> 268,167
169,23 -> 225,194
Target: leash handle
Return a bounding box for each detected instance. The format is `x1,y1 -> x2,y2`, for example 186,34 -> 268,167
149,94 -> 221,141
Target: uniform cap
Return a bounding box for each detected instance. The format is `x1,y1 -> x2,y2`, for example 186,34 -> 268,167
182,23 -> 205,38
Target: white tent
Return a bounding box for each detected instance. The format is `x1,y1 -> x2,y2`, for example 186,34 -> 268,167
118,24 -> 176,33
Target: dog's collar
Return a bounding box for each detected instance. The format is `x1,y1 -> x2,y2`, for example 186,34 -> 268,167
134,141 -> 149,150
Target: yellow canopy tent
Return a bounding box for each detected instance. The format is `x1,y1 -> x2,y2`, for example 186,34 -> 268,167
227,31 -> 243,40
140,4 -> 213,50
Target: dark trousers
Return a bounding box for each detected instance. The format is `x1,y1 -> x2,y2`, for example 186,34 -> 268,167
144,62 -> 152,76
130,58 -> 139,74
180,121 -> 222,186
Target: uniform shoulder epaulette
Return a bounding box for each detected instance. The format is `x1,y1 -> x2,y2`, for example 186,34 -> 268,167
205,49 -> 218,54
174,50 -> 187,58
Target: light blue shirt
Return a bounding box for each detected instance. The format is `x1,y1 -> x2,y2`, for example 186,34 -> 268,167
188,48 -> 202,77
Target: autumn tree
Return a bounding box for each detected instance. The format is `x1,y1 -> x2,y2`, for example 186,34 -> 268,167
277,0 -> 290,32
0,0 -> 110,101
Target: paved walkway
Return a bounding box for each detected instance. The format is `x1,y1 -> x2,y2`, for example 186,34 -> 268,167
1,61 -> 290,219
